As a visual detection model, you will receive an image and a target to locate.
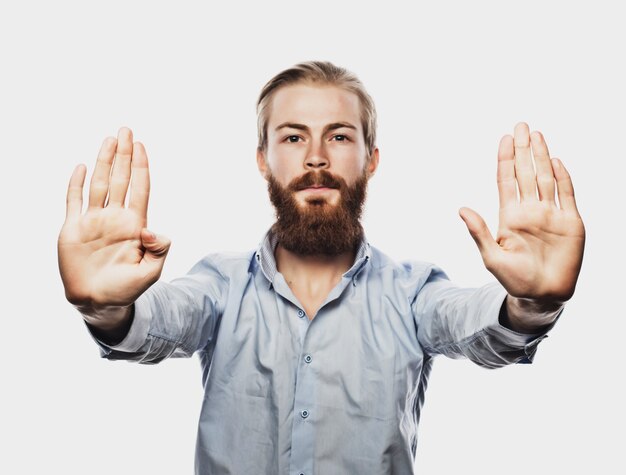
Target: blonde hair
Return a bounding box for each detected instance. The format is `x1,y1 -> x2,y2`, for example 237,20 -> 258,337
256,61 -> 377,155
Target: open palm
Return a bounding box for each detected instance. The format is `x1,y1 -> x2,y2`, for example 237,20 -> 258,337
58,128 -> 170,320
460,123 -> 585,304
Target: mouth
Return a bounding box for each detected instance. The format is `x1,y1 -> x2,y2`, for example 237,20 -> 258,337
303,185 -> 334,190
296,182 -> 340,192
297,185 -> 338,195
295,185 -> 340,207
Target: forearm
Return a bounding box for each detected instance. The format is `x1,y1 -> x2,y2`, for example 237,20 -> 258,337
500,295 -> 563,334
415,277 -> 551,368
80,304 -> 135,346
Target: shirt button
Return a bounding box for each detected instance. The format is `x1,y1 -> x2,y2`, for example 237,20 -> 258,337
300,409 -> 309,419
297,310 -> 305,318
304,354 -> 312,364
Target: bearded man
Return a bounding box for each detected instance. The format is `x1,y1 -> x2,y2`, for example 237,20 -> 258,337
58,61 -> 585,474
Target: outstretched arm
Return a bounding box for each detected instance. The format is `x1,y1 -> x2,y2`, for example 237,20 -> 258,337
459,123 -> 585,333
58,127 -> 171,343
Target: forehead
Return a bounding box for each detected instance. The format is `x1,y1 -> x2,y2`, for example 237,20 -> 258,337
267,83 -> 362,130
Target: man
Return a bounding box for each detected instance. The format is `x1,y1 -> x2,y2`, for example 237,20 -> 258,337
58,61 -> 585,474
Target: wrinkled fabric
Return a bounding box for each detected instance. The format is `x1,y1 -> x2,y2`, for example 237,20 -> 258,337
90,230 -> 552,475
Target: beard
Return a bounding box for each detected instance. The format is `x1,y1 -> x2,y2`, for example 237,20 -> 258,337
267,169 -> 368,256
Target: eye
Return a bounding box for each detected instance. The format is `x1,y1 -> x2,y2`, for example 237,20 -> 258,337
332,134 -> 349,142
286,135 -> 302,143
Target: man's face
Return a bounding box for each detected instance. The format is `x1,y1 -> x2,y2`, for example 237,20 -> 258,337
256,83 -> 379,255
257,83 -> 379,208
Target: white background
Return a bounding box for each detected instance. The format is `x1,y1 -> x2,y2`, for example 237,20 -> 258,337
1,1 -> 623,473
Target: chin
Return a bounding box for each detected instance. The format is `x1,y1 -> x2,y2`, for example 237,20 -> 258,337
302,197 -> 339,208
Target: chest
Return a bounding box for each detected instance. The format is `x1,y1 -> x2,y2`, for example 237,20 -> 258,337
287,282 -> 335,319
205,279 -> 425,414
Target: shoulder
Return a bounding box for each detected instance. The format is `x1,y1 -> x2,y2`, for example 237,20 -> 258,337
369,245 -> 435,275
187,250 -> 257,280
367,245 -> 449,288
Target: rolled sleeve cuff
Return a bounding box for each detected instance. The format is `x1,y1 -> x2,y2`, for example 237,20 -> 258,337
482,285 -> 562,364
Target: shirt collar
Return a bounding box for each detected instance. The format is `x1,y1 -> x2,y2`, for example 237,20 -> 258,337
255,228 -> 371,287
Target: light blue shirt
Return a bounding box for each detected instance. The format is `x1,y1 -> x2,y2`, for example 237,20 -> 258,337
92,230 -> 551,474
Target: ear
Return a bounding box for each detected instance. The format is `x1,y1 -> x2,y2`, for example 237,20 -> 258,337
366,147 -> 380,178
256,148 -> 270,180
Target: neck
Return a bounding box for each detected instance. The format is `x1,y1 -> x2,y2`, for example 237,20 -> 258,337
275,244 -> 355,288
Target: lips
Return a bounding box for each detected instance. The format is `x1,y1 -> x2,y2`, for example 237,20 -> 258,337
303,185 -> 334,190
298,185 -> 338,194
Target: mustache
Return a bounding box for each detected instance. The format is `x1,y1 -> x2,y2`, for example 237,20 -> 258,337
288,170 -> 344,192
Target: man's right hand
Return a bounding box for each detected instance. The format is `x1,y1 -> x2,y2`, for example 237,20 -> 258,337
58,127 -> 170,334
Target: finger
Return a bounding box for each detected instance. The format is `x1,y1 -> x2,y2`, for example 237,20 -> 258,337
66,164 -> 86,219
138,229 -> 171,283
552,158 -> 579,212
129,142 -> 150,222
530,131 -> 556,204
497,135 -> 516,207
88,136 -> 117,209
513,122 -> 537,201
107,127 -> 134,207
459,207 -> 500,265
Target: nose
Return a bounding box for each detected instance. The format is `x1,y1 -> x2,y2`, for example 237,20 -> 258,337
304,142 -> 329,170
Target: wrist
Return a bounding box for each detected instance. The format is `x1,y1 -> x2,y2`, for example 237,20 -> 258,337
501,296 -> 563,334
82,305 -> 135,346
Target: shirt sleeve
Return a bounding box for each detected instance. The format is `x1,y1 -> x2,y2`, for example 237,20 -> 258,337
412,266 -> 559,368
86,255 -> 229,364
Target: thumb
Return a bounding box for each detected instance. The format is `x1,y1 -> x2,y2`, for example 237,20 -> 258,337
140,228 -> 171,272
458,207 -> 499,261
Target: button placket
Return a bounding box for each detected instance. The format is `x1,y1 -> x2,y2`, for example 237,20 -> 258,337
289,308 -> 315,475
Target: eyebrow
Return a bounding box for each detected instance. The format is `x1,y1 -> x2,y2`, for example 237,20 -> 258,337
274,122 -> 357,133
